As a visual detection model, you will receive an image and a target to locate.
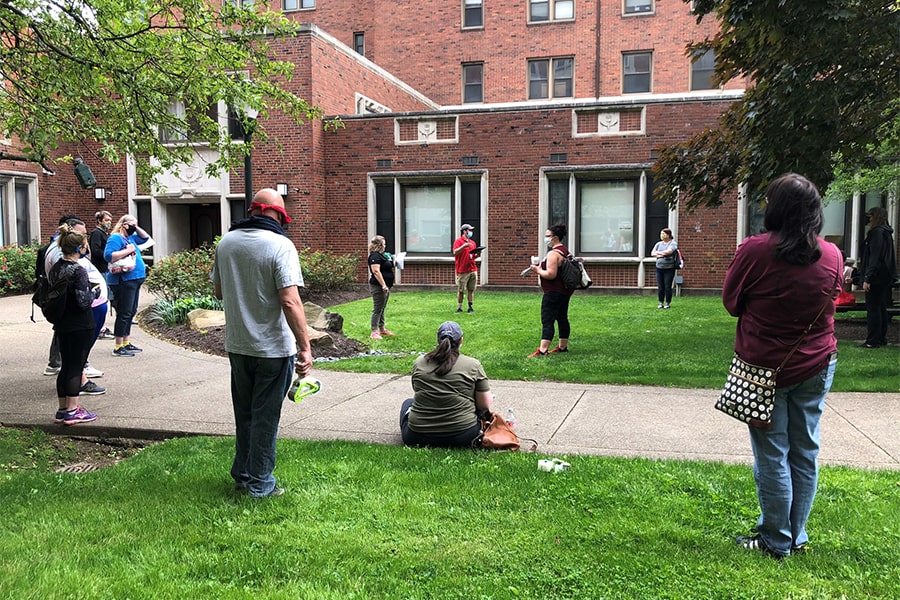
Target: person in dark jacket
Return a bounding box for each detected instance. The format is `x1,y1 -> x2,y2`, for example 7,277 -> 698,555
89,210 -> 114,340
50,224 -> 100,426
859,207 -> 897,348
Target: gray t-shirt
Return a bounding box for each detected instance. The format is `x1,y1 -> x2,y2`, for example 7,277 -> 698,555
653,240 -> 678,269
211,228 -> 303,358
409,353 -> 491,433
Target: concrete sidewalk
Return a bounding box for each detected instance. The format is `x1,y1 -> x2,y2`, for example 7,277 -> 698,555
1,292 -> 898,470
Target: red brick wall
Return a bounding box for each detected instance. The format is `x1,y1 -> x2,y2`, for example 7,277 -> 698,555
290,0 -> 745,105
321,98 -> 741,290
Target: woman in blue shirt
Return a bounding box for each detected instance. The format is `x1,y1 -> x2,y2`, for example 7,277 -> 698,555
104,214 -> 150,357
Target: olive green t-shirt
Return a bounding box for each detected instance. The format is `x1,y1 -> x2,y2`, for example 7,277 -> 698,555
409,353 -> 491,433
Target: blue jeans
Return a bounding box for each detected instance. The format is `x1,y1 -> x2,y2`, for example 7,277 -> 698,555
111,278 -> 144,338
228,353 -> 295,497
656,267 -> 676,304
748,353 -> 837,556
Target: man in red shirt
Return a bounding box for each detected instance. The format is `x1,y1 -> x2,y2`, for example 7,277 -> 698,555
452,224 -> 480,312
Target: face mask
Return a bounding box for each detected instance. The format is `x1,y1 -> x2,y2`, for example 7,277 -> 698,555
544,236 -> 553,247
101,222 -> 111,232
466,231 -> 473,238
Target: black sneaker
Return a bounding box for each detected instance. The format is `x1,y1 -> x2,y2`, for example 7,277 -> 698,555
112,346 -> 135,357
736,534 -> 784,560
467,306 -> 474,313
456,308 -> 463,313
122,343 -> 143,352
79,381 -> 106,396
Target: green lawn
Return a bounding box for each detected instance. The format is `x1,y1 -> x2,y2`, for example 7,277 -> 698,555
319,292 -> 899,393
0,430 -> 898,599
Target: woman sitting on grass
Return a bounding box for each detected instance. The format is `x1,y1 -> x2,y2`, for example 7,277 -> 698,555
399,321 -> 493,448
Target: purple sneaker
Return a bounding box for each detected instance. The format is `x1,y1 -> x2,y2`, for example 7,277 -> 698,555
62,406 -> 97,426
54,409 -> 68,424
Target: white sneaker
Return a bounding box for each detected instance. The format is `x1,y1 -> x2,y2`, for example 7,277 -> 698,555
43,365 -> 61,376
84,364 -> 104,378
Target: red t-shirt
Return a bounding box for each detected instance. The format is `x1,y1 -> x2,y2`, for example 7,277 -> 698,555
453,235 -> 478,274
722,233 -> 841,387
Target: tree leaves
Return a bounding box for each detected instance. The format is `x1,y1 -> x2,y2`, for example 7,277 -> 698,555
0,0 -> 326,186
654,0 -> 899,210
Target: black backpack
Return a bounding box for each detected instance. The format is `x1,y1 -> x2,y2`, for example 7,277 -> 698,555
673,248 -> 684,270
29,240 -> 53,323
555,250 -> 592,290
32,262 -> 76,325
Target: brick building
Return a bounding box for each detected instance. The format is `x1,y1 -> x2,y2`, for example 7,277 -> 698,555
3,1 -> 895,292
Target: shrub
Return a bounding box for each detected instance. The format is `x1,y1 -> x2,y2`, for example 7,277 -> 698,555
145,245 -> 216,303
145,242 -> 358,303
145,295 -> 224,326
0,243 -> 39,296
298,247 -> 359,294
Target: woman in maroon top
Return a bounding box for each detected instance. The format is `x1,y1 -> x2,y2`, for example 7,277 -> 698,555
723,173 -> 842,559
526,223 -> 575,357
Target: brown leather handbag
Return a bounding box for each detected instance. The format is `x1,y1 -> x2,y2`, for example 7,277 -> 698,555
472,412 -> 537,452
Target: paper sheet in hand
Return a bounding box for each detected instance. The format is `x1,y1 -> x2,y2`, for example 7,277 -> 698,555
394,252 -> 406,270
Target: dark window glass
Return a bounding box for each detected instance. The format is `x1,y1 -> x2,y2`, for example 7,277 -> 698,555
375,183 -> 396,254
549,179 -> 569,227
623,52 -> 651,93
463,0 -> 483,28
690,49 -> 716,91
463,63 -> 484,103
461,181 -> 481,245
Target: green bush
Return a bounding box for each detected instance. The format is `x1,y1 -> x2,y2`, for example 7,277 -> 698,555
145,295 -> 224,326
0,243 -> 39,296
298,247 -> 359,293
145,242 -> 358,303
145,245 -> 217,303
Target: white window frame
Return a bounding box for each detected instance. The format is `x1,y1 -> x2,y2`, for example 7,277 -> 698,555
529,0 -> 575,23
623,0 -> 653,15
368,173 -> 488,260
283,0 -> 314,10
0,175 -> 39,246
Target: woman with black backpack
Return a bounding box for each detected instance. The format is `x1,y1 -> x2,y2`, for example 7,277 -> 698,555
49,224 -> 99,426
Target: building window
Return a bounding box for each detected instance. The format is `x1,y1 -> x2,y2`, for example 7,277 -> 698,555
225,0 -> 254,8
463,0 -> 483,28
544,170 -> 667,257
160,100 -> 219,144
354,32 -> 365,55
624,0 -> 653,14
282,0 -> 314,10
463,63 -> 484,103
529,0 -> 574,22
690,49 -> 717,91
0,176 -> 37,246
528,57 -> 574,99
623,52 -> 652,94
373,176 -> 483,256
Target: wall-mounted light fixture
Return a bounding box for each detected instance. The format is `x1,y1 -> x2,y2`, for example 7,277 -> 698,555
94,187 -> 107,201
73,158 -> 97,189
276,183 -> 289,197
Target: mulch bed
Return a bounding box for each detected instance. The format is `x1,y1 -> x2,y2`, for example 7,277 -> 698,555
140,288 -> 371,360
